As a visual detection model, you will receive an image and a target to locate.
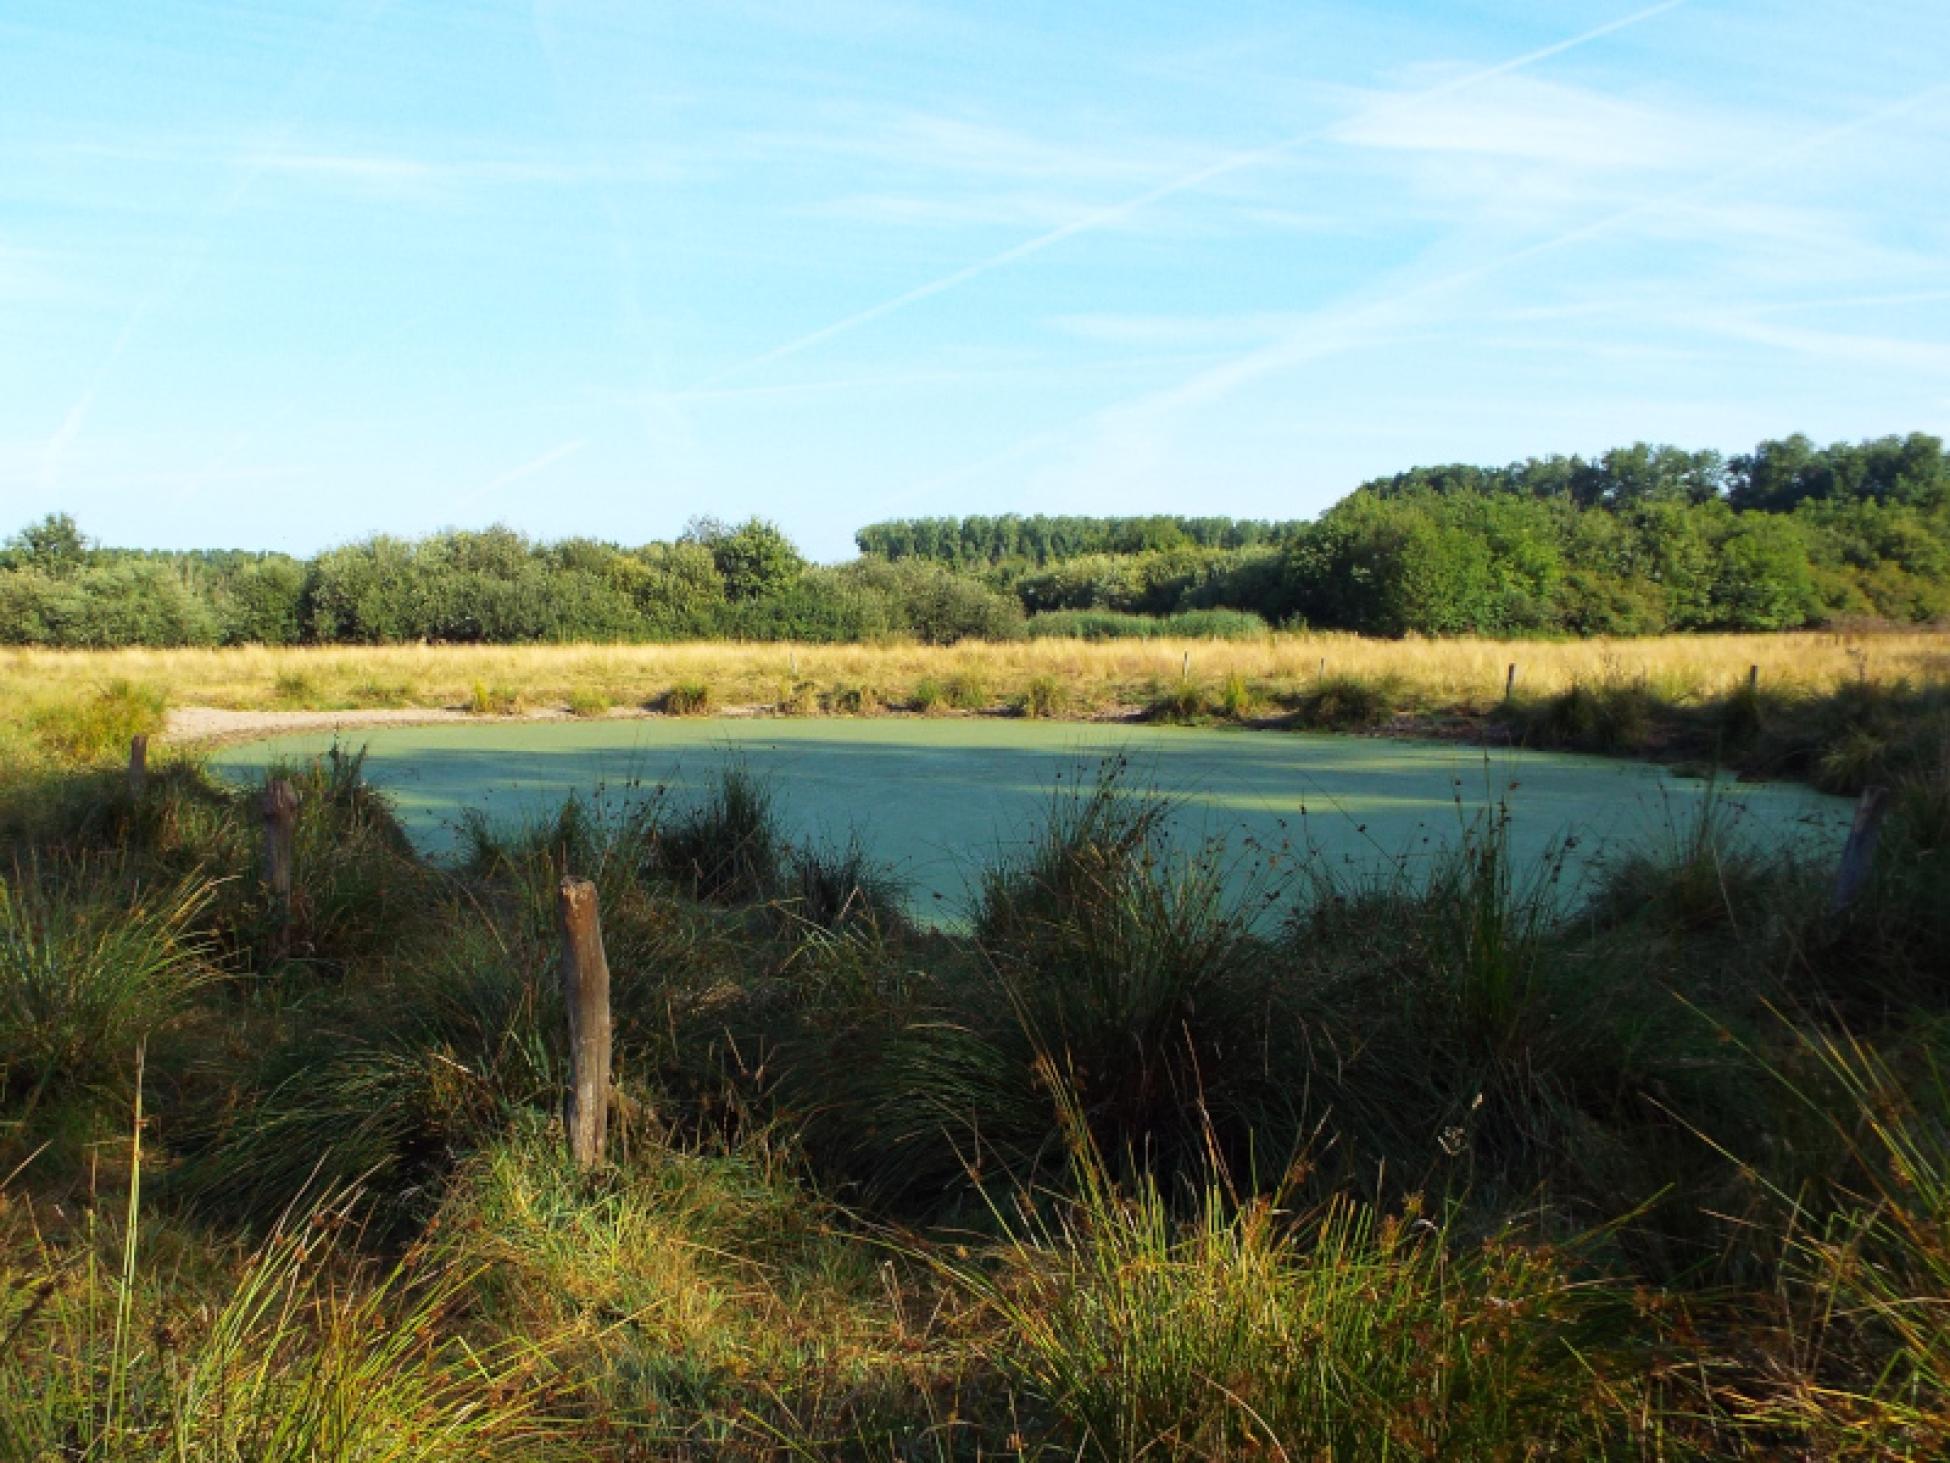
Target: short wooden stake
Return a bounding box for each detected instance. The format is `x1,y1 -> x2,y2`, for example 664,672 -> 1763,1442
127,734 -> 148,802
1181,650 -> 1191,682
260,778 -> 299,959
1317,657 -> 1326,682
1831,786 -> 1890,915
1504,663 -> 1518,702
1747,664 -> 1759,693
558,876 -> 613,1168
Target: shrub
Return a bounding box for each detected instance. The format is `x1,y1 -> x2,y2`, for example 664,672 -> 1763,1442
467,682 -> 523,715
909,678 -> 946,714
662,679 -> 713,716
824,682 -> 880,715
1284,673 -> 1398,730
1018,674 -> 1067,719
945,672 -> 988,710
565,687 -> 611,718
1147,680 -> 1208,723
1028,609 -> 1269,641
1219,668 -> 1254,719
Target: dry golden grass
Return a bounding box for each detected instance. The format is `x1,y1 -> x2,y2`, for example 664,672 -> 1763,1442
2,630 -> 1946,733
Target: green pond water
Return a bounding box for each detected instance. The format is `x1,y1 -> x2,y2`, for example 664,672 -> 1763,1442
214,719 -> 1851,922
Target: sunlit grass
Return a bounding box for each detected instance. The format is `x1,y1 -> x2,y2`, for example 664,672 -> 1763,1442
0,630 -> 1940,730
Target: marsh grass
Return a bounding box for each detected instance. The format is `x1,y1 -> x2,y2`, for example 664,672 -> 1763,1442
26,679 -> 166,763
0,865 -> 216,1151
0,1120 -> 569,1460
953,1101 -> 1642,1459
1283,671 -> 1402,729
654,761 -> 780,904
3,675 -> 1950,1454
467,682 -> 524,716
662,678 -> 713,715
565,686 -> 611,718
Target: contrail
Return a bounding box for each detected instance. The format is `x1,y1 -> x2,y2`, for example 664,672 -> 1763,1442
909,82 -> 1949,502
446,437 -> 590,519
676,0 -> 1693,395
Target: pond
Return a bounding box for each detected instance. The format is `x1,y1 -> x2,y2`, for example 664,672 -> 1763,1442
213,718 -> 1851,922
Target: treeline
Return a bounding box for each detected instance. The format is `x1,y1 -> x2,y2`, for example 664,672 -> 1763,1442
854,514 -> 1302,565
0,516 -> 1022,648
863,433 -> 1950,636
4,432 -> 1946,647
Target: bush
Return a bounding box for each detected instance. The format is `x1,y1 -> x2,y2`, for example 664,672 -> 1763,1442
1028,609 -> 1268,641
565,687 -> 610,718
1018,674 -> 1068,719
1283,673 -> 1399,730
662,680 -> 713,716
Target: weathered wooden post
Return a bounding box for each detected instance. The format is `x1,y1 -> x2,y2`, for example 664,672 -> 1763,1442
1317,656 -> 1326,682
557,876 -> 612,1168
1747,664 -> 1759,693
127,734 -> 148,802
1504,663 -> 1518,702
1831,786 -> 1891,915
260,778 -> 299,959
1181,650 -> 1191,682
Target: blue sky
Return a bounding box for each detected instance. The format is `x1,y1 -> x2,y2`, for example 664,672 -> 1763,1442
3,0 -> 1947,561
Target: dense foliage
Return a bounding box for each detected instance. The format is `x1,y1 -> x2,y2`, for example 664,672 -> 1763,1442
5,432 -> 1946,646
865,432 -> 1950,636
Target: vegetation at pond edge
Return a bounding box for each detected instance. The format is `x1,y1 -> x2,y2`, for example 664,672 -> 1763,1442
7,431 -> 1950,649
2,670 -> 1949,1456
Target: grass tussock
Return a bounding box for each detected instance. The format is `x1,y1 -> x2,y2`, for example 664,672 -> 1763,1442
661,678 -> 713,715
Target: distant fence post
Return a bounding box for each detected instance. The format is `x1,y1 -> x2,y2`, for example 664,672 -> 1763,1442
1317,657 -> 1326,682
558,876 -> 613,1168
1181,650 -> 1191,682
1831,786 -> 1891,915
1504,663 -> 1518,702
1747,664 -> 1759,693
260,778 -> 300,959
127,735 -> 148,802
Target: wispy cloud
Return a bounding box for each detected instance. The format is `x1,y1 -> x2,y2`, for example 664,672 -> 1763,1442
678,0 -> 1695,393
447,438 -> 589,519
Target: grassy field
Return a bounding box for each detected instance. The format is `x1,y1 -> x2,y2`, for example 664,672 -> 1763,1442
3,629 -> 1943,722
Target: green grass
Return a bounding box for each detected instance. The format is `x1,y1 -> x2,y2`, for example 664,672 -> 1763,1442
565,686 -> 612,718
27,679 -> 167,763
5,694 -> 1950,1455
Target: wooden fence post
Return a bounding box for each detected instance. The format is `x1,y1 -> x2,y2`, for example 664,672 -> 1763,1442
1831,786 -> 1891,915
260,778 -> 299,959
127,734 -> 148,802
1504,663 -> 1518,702
1747,664 -> 1759,693
1181,650 -> 1191,682
558,876 -> 613,1168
